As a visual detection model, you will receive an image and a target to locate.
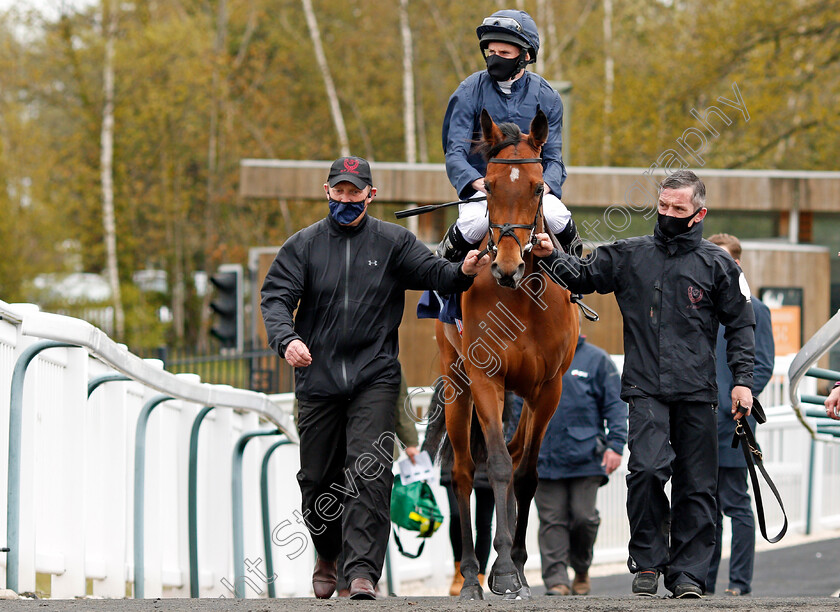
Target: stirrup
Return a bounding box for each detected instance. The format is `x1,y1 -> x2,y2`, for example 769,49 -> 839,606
437,223 -> 477,263
570,293 -> 599,321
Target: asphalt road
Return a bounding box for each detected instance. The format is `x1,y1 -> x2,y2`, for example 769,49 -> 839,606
3,537 -> 839,611
572,535 -> 840,598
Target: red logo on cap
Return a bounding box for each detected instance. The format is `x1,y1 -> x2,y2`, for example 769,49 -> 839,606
343,158 -> 360,174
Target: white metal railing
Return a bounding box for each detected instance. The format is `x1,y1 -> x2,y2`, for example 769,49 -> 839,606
0,302 -> 302,598
788,309 -> 840,440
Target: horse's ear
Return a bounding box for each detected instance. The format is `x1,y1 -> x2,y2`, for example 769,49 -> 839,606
480,108 -> 504,145
528,109 -> 548,150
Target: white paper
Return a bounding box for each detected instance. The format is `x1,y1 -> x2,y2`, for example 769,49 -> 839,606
397,450 -> 435,485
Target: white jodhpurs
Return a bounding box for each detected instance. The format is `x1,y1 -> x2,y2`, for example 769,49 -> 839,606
455,192 -> 572,244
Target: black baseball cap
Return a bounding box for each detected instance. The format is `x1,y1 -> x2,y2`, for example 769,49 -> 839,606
328,156 -> 373,189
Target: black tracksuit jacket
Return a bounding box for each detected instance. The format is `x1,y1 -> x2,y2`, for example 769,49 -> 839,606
538,221 -> 755,403
261,213 -> 474,400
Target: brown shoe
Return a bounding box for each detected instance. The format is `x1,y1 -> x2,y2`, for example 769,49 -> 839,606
572,571 -> 591,595
546,583 -> 571,596
349,577 -> 377,600
449,562 -> 464,596
312,557 -> 337,599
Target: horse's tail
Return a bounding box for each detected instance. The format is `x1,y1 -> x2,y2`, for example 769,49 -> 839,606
420,379 -> 448,461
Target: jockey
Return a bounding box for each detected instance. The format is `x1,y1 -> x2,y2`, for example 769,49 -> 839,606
438,9 -> 582,262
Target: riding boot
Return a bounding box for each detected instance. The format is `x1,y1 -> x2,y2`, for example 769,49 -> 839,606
554,219 -> 583,257
436,222 -> 478,263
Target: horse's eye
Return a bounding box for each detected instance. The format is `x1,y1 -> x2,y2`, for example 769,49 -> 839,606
484,182 -> 493,195
535,183 -> 544,196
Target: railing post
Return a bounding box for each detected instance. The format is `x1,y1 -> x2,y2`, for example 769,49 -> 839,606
87,372 -> 131,398
384,542 -> 395,596
187,405 -> 215,597
231,429 -> 281,598
806,435 -> 820,535
6,340 -> 76,593
259,437 -> 292,598
133,393 -> 174,599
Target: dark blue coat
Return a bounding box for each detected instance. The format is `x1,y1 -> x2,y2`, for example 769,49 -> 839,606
511,337 -> 628,482
441,70 -> 567,200
717,296 -> 775,467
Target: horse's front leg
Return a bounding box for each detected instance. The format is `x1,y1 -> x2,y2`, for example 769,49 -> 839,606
471,379 -> 520,596
509,384 -> 563,600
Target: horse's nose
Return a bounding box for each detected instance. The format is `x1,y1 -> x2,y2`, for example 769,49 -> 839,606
491,261 -> 525,288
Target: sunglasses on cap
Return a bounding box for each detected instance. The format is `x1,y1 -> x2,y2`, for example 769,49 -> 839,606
481,16 -> 524,32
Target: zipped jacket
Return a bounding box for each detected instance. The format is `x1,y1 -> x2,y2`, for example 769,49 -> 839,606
261,214 -> 474,400
442,70 -> 567,200
538,221 -> 756,402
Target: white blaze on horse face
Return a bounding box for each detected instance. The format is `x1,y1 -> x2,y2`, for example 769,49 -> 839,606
510,167 -> 520,182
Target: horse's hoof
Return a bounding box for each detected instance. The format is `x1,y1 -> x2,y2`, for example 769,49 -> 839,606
503,585 -> 531,600
489,571 -> 522,596
459,584 -> 484,600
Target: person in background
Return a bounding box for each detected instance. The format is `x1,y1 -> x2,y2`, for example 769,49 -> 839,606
510,334 -> 627,596
825,381 -> 840,420
705,233 -> 775,597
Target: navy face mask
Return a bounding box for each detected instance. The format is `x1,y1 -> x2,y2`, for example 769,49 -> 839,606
328,197 -> 367,224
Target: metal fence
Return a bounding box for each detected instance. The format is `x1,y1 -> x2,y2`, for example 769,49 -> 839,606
143,344 -> 293,395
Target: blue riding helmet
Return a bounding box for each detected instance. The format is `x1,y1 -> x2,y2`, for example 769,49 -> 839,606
476,9 -> 540,64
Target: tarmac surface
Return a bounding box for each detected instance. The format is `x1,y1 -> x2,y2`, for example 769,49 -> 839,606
2,536 -> 839,611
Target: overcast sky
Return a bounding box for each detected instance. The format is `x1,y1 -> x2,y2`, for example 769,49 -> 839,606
0,0 -> 95,21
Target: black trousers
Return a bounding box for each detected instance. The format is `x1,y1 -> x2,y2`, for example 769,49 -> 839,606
706,467 -> 755,594
625,395 -> 718,592
445,483 -> 495,574
296,382 -> 399,585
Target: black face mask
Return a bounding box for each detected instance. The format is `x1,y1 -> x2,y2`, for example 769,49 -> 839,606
485,53 -> 523,81
657,211 -> 699,238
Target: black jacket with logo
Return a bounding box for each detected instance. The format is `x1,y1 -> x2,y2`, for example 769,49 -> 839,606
261,214 -> 474,400
538,221 -> 755,403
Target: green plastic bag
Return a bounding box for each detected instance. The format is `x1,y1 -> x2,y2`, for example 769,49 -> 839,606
390,479 -> 443,558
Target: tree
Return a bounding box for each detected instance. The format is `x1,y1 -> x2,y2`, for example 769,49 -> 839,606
100,0 -> 125,339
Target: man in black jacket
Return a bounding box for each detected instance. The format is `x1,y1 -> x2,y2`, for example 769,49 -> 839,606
530,170 -> 756,599
261,156 -> 488,600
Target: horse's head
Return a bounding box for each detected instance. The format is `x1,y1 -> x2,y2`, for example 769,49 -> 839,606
479,108 -> 548,289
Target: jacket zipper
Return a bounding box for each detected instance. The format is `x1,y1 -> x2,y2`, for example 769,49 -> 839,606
650,280 -> 662,327
341,238 -> 350,388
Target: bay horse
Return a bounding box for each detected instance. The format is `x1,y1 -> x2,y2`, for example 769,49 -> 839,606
437,109 -> 578,599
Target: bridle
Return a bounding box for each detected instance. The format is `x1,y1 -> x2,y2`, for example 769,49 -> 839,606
477,156 -> 544,260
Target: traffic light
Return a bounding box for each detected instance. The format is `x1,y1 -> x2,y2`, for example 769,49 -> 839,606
209,264 -> 243,352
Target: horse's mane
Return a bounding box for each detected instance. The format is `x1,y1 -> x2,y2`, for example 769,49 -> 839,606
472,122 -> 524,160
